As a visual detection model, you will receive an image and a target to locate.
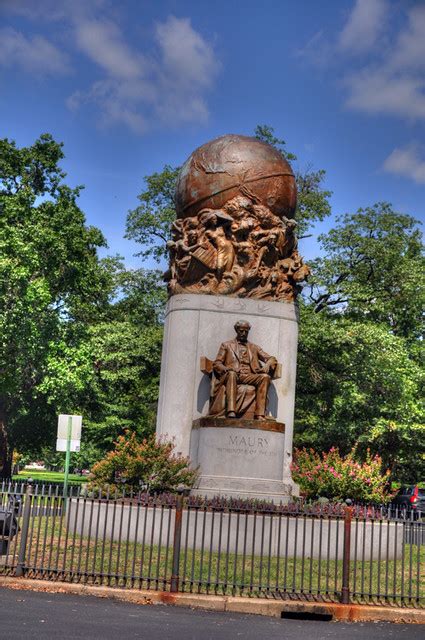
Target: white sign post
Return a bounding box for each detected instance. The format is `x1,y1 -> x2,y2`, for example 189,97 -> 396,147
57,415 -> 82,506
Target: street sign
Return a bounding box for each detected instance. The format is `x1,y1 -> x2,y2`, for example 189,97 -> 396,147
56,414 -> 83,509
56,439 -> 80,452
56,414 -> 82,443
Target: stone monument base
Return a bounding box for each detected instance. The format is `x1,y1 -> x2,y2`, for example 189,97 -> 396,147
156,294 -> 300,498
190,418 -> 296,503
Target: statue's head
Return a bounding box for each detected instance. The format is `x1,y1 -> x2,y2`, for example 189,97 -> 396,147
234,320 -> 251,343
187,229 -> 198,244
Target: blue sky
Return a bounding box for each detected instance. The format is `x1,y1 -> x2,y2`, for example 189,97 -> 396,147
1,0 -> 424,268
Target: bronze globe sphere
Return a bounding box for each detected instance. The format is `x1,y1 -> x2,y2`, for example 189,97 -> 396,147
175,134 -> 297,220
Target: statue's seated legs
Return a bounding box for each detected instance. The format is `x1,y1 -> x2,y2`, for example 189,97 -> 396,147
225,370 -> 271,419
209,378 -> 257,420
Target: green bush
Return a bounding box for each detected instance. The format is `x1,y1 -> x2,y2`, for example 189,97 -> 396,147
89,430 -> 197,494
291,447 -> 392,503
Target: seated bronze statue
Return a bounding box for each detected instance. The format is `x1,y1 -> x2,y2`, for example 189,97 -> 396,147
201,321 -> 281,420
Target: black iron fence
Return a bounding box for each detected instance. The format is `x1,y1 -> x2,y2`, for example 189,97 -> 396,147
0,483 -> 423,608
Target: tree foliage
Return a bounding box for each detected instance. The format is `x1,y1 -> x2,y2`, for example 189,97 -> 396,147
0,133 -> 65,197
126,165 -> 180,262
29,265 -> 166,469
84,318 -> 163,451
80,268 -> 165,455
297,203 -> 424,482
295,304 -> 424,481
0,135 -> 169,476
0,134 -> 110,476
307,203 -> 424,339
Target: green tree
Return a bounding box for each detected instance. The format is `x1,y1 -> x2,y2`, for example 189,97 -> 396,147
84,317 -> 163,454
113,267 -> 167,326
296,206 -> 424,482
0,134 -> 110,477
254,124 -> 297,160
70,267 -> 166,458
307,203 -> 424,339
126,165 -> 180,263
295,303 -> 424,481
126,125 -> 332,260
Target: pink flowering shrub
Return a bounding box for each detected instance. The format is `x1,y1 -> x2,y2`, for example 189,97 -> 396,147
89,430 -> 197,494
291,447 -> 392,503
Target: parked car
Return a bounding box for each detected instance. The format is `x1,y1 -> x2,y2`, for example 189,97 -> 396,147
392,486 -> 425,518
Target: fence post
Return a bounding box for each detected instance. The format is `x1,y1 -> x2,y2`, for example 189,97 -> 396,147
170,488 -> 187,593
340,502 -> 352,604
15,481 -> 33,578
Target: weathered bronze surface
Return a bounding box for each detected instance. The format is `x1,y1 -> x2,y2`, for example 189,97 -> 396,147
175,134 -> 297,219
201,321 -> 279,420
166,134 -> 310,301
192,417 -> 285,433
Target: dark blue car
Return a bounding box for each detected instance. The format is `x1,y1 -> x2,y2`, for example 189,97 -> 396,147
392,486 -> 425,518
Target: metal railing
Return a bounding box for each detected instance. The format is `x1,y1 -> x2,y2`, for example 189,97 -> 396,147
1,480 -> 84,498
0,483 -> 423,608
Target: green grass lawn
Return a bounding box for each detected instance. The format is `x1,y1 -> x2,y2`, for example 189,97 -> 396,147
12,470 -> 88,484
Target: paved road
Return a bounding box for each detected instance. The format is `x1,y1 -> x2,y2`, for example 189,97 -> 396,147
0,589 -> 422,640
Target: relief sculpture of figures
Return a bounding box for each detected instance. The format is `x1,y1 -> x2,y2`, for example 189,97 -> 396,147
201,321 -> 280,421
165,134 -> 310,302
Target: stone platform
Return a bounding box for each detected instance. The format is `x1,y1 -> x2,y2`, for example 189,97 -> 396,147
190,417 -> 295,503
156,293 -> 300,493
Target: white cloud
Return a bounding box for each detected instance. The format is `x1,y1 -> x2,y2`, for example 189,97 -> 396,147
296,1 -> 425,184
67,79 -> 151,133
156,16 -> 218,90
343,4 -> 425,121
338,0 -> 388,54
294,30 -> 334,68
74,19 -> 144,79
67,14 -> 219,131
1,3 -> 220,132
298,0 -> 425,120
299,1 -> 425,123
297,0 -> 388,65
390,5 -> 425,72
0,0 -> 106,22
345,69 -> 425,120
153,16 -> 219,125
383,145 -> 425,184
0,27 -> 70,74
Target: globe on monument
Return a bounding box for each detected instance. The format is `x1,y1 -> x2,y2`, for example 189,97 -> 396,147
175,134 -> 297,220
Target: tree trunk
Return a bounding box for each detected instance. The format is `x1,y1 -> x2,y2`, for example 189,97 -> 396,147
0,403 -> 12,479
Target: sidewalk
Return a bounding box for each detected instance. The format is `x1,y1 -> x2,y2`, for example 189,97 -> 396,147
0,576 -> 423,624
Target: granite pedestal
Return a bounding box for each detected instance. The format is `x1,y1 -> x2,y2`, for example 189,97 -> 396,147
156,293 -> 300,501
190,418 -> 294,501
